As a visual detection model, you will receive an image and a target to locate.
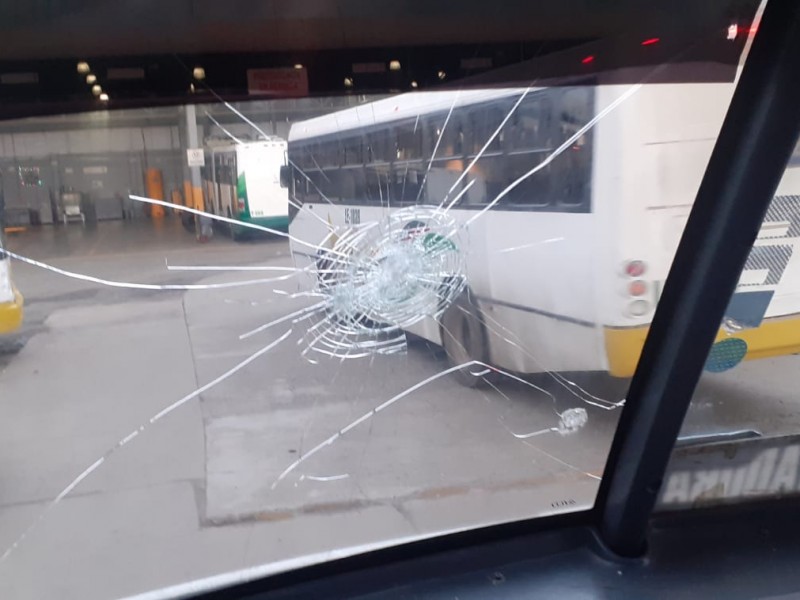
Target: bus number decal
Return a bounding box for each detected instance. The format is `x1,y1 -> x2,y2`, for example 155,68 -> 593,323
344,207 -> 361,225
723,195 -> 800,330
742,194 -> 800,287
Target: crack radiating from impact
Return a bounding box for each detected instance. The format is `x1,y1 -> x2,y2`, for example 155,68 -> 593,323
0,329 -> 293,563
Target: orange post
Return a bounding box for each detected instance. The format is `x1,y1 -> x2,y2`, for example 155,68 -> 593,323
146,168 -> 165,218
192,186 -> 204,211
183,181 -> 193,211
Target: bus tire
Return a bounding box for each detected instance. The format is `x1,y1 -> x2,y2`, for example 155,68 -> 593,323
440,290 -> 493,388
181,213 -> 195,233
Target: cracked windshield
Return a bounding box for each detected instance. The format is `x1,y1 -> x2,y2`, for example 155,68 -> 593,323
0,10 -> 783,598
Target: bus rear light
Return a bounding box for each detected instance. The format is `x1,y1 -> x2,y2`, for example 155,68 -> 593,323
629,280 -> 647,296
237,199 -> 246,212
628,299 -> 650,317
625,260 -> 647,277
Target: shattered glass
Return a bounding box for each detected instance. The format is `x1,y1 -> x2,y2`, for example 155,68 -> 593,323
0,23 -> 766,598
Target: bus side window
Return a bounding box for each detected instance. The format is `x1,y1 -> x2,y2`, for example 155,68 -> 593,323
307,170 -> 324,203
365,131 -> 387,204
503,94 -> 554,208
477,105 -> 505,154
343,136 -> 363,165
368,131 -> 391,164
434,111 -> 465,159
393,119 -> 423,203
466,107 -> 483,156
291,165 -> 305,202
306,143 -> 320,171
321,139 -> 338,168
450,115 -> 465,157
554,87 -> 593,210
338,135 -> 365,204
460,101 -> 509,206
423,116 -> 444,161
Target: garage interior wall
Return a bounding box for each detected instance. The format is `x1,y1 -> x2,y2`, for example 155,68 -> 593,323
0,126 -> 188,223
0,121 -> 283,224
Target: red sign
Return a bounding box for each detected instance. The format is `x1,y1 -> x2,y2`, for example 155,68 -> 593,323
247,68 -> 309,97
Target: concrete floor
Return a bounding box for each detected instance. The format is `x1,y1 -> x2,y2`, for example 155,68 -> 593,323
0,217 -> 798,599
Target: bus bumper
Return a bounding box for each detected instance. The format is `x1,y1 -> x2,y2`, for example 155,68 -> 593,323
604,326 -> 650,378
604,314 -> 800,378
0,288 -> 23,334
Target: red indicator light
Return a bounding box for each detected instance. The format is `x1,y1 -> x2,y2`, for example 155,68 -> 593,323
641,37 -> 660,46
629,280 -> 647,297
625,260 -> 647,277
581,55 -> 595,64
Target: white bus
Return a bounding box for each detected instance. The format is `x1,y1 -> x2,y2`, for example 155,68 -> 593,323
0,251 -> 22,335
284,79 -> 800,383
200,138 -> 289,240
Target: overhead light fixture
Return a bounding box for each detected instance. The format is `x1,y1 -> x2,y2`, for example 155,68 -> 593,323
99,93 -> 109,101
437,70 -> 446,80
344,77 -> 354,88
86,74 -> 97,84
294,64 -> 304,70
389,60 -> 401,71
192,66 -> 206,80
77,61 -> 90,74
410,80 -> 418,89
91,84 -> 102,96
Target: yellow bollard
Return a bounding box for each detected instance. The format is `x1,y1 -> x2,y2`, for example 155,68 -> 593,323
192,186 -> 204,212
171,188 -> 183,207
183,181 -> 193,211
145,168 -> 165,218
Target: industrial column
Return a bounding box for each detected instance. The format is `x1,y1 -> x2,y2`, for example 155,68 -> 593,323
183,104 -> 205,237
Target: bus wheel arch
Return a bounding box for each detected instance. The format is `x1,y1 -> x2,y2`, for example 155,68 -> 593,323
439,288 -> 494,388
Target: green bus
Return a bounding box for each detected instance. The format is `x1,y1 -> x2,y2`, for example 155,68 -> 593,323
200,138 -> 290,240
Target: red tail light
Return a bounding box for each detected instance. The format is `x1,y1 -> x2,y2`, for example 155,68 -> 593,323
629,280 -> 647,297
238,199 -> 246,212
625,260 -> 647,278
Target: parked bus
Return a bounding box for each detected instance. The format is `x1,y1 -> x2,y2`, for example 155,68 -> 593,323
0,236 -> 22,335
0,174 -> 22,334
283,78 -> 800,383
199,138 -> 289,240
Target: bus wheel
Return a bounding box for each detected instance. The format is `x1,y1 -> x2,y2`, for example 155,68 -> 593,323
440,292 -> 492,388
181,213 -> 195,233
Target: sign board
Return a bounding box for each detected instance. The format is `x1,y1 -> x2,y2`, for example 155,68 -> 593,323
187,148 -> 205,167
247,67 -> 309,97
